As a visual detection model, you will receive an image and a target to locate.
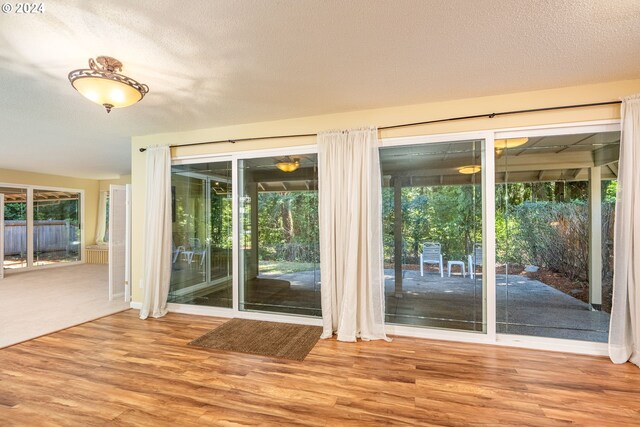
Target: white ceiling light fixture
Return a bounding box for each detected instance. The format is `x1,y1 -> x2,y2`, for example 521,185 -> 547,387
68,56 -> 149,113
276,156 -> 300,172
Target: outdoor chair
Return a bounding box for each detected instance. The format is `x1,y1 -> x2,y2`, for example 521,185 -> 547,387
468,242 -> 483,279
420,242 -> 444,277
172,241 -> 185,264
188,238 -> 207,267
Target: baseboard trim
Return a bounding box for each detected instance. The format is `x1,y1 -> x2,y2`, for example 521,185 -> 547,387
127,301 -> 609,356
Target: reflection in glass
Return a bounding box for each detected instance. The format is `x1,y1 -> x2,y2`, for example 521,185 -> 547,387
380,140 -> 485,332
495,132 -> 619,342
168,161 -> 233,308
33,189 -> 81,266
239,154 -> 320,316
0,187 -> 28,269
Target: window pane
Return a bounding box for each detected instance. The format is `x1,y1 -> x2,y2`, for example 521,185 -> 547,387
168,161 -> 233,308
495,132 -> 618,341
239,154 -> 320,316
1,187 -> 27,269
380,139 -> 485,332
33,189 -> 81,265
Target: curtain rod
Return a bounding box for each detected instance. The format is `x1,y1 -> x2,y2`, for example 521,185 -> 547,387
138,100 -> 621,152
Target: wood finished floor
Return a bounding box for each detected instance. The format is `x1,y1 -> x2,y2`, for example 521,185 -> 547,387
1,310 -> 639,426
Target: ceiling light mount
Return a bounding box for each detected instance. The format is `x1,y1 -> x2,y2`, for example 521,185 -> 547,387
92,56 -> 123,74
68,56 -> 149,113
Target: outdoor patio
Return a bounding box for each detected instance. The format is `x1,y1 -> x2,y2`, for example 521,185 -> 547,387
241,267 -> 610,342
166,261 -> 610,342
385,270 -> 610,342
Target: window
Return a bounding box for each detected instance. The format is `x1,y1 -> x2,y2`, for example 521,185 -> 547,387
0,187 -> 28,269
1,185 -> 83,271
32,189 -> 81,266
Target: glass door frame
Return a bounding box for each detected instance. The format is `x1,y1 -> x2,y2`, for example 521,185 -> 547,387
0,182 -> 85,272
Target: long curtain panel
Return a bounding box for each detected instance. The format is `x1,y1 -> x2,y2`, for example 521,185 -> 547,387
0,194 -> 4,280
140,145 -> 172,319
318,127 -> 389,342
95,191 -> 108,244
609,94 -> 640,365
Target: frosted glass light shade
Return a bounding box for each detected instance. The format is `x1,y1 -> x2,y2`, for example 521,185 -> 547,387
276,160 -> 300,172
68,56 -> 149,113
71,77 -> 143,109
458,165 -> 481,174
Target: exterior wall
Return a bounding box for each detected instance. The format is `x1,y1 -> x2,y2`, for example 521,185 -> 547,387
130,78 -> 640,303
0,168 -> 100,247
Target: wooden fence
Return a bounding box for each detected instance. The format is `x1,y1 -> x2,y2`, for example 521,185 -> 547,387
4,220 -> 80,255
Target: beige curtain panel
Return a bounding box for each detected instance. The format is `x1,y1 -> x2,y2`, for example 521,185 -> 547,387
609,94 -> 640,366
140,145 -> 173,320
318,127 -> 389,342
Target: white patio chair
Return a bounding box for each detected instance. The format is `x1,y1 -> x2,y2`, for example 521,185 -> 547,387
172,241 -> 185,264
468,242 -> 483,279
188,237 -> 207,267
420,242 -> 444,277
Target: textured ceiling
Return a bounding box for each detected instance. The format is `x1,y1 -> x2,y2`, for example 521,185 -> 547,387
1,0 -> 639,179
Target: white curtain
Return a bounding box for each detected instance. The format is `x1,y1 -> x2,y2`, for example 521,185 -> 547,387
95,191 -> 108,245
140,145 -> 172,320
318,127 -> 389,342
0,194 -> 4,280
609,94 -> 640,365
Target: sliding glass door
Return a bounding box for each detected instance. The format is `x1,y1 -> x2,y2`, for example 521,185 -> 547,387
166,123 -> 618,351
168,161 -> 233,307
238,154 -> 320,317
495,132 -> 619,342
379,139 -> 486,332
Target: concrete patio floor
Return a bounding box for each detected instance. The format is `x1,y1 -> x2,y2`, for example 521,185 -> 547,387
169,265 -> 610,343
387,270 -> 610,342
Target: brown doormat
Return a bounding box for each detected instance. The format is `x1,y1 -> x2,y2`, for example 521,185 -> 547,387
189,318 -> 323,361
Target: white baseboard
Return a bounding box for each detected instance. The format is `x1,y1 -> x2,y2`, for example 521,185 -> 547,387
495,334 -> 609,356
128,301 -> 608,356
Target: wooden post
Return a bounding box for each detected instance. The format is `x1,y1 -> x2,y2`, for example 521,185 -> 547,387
589,167 -> 602,309
393,176 -> 403,297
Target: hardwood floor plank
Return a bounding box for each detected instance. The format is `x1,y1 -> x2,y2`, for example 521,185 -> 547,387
1,310 -> 639,426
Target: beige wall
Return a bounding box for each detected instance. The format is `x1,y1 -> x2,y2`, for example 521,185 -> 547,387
98,175 -> 131,192
130,78 -> 640,302
0,168 -> 101,248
